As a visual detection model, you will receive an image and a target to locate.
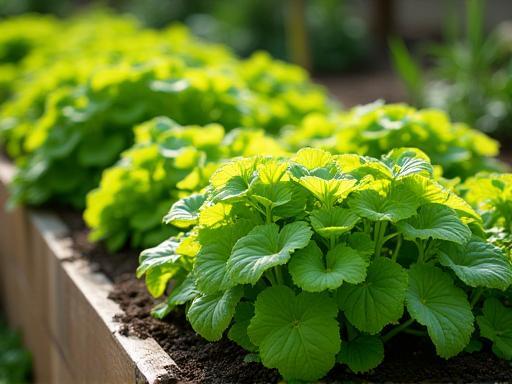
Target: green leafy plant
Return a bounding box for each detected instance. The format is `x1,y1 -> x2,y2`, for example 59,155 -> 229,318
1,13 -> 332,209
390,0 -> 512,138
84,116 -> 285,251
457,173 -> 512,360
138,147 -> 512,380
283,102 -> 505,179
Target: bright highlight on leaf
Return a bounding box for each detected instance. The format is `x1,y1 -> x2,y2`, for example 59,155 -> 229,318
164,193 -> 206,228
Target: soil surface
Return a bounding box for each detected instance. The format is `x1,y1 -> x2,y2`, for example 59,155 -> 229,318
61,212 -> 512,383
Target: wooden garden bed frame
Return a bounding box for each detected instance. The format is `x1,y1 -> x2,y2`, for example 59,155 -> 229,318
0,158 -> 178,383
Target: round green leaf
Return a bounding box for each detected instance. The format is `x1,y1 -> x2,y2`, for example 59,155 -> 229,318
250,181 -> 293,209
227,221 -> 313,285
187,286 -> 244,341
163,193 -> 206,228
477,298 -> 512,360
195,223 -> 252,294
439,238 -> 512,290
228,302 -> 257,352
298,176 -> 357,206
406,264 -> 474,358
347,232 -> 375,261
137,238 -> 182,297
336,258 -> 408,333
289,241 -> 367,292
292,147 -> 332,169
348,183 -> 419,222
337,334 -> 384,373
248,286 -> 340,381
309,207 -> 360,238
397,203 -> 471,244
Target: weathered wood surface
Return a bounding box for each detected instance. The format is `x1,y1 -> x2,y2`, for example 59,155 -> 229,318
0,158 -> 178,384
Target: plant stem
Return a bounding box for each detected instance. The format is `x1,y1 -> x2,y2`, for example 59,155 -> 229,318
330,235 -> 336,250
265,205 -> 272,224
403,329 -> 428,337
392,235 -> 402,262
416,239 -> 425,263
382,318 -> 415,342
364,219 -> 370,235
470,287 -> 484,308
374,221 -> 388,258
373,221 -> 381,242
274,266 -> 285,285
264,270 -> 276,286
382,232 -> 399,244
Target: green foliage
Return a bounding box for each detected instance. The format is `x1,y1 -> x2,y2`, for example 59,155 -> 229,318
138,147 -> 512,380
391,0 -> 512,138
0,318 -> 31,384
0,12 -> 332,209
283,102 -> 503,179
477,298 -> 512,359
85,117 -> 285,251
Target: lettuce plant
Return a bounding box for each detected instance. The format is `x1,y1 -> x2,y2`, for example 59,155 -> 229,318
283,102 -> 504,179
138,147 -> 512,381
2,15 -> 331,208
0,18 -> 233,158
7,50 -> 330,208
84,116 -> 285,251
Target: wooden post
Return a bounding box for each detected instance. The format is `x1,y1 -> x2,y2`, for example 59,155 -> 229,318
285,0 -> 312,71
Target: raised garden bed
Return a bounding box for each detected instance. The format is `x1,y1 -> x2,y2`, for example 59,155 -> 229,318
2,155 -> 512,383
0,158 -> 177,384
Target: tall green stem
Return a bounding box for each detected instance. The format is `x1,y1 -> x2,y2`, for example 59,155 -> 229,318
382,318 -> 415,342
329,235 -> 336,250
470,288 -> 484,308
392,235 -> 402,262
274,266 -> 285,285
265,205 -> 272,224
416,239 -> 425,263
374,221 -> 388,258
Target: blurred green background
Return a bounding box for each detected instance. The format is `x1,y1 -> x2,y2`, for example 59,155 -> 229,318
0,0 -> 370,73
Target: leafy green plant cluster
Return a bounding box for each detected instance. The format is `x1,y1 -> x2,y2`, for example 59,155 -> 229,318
0,317 -> 31,384
138,147 -> 512,380
0,13 -> 331,208
283,101 -> 504,179
0,17 -> 234,158
84,116 -> 285,251
456,173 -> 512,359
390,0 -> 512,138
0,14 -> 60,103
459,173 -> 512,261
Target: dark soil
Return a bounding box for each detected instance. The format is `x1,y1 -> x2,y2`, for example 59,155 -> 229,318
61,212 -> 512,384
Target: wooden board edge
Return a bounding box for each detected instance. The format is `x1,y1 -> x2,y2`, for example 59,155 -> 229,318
0,157 -> 179,383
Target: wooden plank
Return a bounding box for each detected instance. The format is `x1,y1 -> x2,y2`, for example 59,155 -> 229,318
0,157 -> 178,383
